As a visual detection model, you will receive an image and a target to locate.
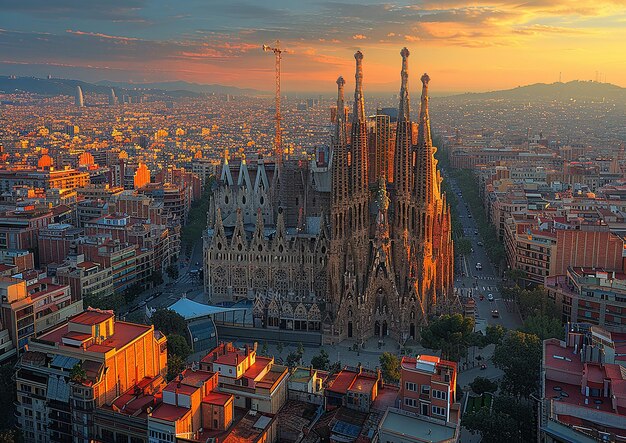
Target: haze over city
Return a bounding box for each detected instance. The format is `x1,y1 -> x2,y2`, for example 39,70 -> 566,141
1,2 -> 626,443
1,0 -> 625,92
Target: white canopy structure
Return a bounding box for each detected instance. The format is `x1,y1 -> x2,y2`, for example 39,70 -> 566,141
167,297 -> 240,320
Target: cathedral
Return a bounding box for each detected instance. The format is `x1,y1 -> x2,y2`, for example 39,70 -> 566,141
204,48 -> 454,345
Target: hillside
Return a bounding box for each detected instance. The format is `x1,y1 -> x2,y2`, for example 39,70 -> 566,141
447,81 -> 626,102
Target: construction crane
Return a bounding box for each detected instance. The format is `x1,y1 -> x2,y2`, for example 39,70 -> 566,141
263,41 -> 283,171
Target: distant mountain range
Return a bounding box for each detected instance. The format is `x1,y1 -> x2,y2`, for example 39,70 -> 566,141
0,76 -> 261,98
1,76 -> 623,102
446,80 -> 626,101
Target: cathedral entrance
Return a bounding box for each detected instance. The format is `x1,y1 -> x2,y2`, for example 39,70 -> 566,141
410,323 -> 415,340
382,321 -> 388,336
348,322 -> 353,338
374,321 -> 380,336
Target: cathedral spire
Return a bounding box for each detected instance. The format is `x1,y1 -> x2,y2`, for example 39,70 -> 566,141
398,47 -> 410,122
417,73 -> 432,148
353,51 -> 365,123
335,76 -> 347,146
393,47 -> 413,199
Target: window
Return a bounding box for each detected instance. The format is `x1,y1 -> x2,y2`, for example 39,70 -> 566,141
404,397 -> 418,408
421,385 -> 430,395
405,382 -> 418,392
432,405 -> 446,417
433,390 -> 447,400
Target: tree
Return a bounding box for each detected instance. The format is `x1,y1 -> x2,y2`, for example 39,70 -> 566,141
522,314 -> 563,341
493,331 -> 542,398
167,334 -> 192,360
455,238 -> 473,256
0,430 -> 23,443
379,352 -> 401,384
286,351 -> 301,368
83,291 -> 125,311
69,362 -> 87,383
470,377 -> 498,396
276,341 -> 284,355
297,342 -> 305,357
484,324 -> 506,345
167,355 -> 186,381
421,314 -> 475,361
311,349 -> 330,370
493,396 -> 536,442
166,264 -> 179,280
149,270 -> 164,286
0,364 -> 16,430
259,342 -> 269,357
152,309 -> 187,337
462,406 -> 521,443
329,361 -> 342,373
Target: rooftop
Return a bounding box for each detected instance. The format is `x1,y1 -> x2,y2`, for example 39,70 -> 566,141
69,309 -> 114,326
379,407 -> 457,443
39,319 -> 151,354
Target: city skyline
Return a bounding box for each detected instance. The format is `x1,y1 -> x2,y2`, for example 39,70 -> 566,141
1,0 -> 625,92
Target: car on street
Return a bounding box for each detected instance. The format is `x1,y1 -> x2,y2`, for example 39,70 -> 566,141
468,214 -> 472,218
488,293 -> 494,301
491,309 -> 499,318
476,262 -> 482,270
477,241 -> 483,246
474,229 -> 478,235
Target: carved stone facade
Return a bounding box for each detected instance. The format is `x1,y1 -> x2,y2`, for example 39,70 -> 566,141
204,48 -> 453,345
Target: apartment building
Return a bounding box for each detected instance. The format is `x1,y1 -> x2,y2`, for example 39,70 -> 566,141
0,274 -> 82,357
540,324 -> 626,442
56,253 -> 114,303
325,366 -> 381,412
546,267 -> 626,332
14,309 -> 168,443
399,355 -> 459,423
0,207 -> 53,251
199,342 -> 289,415
78,239 -> 153,294
0,168 -> 90,192
37,223 -> 83,267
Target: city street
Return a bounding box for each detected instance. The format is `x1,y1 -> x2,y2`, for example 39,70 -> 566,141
445,172 -> 523,332
120,240 -> 205,318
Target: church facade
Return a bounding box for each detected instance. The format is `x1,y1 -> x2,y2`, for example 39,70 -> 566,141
204,48 -> 454,345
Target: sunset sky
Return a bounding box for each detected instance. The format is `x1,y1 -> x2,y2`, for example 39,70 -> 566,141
0,0 -> 625,93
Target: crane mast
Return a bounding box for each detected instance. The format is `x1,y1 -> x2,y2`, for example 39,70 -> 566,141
262,41 -> 283,172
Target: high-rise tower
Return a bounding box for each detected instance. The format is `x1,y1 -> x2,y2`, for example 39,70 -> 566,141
75,85 -> 84,108
108,88 -> 117,106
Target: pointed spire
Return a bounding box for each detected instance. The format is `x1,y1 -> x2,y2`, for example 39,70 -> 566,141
353,51 -> 365,123
398,48 -> 410,122
335,76 -> 347,146
418,73 -> 432,148
214,207 -> 225,240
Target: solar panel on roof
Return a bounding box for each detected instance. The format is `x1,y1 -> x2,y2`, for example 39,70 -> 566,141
253,415 -> 272,430
51,355 -> 81,370
331,420 -> 361,438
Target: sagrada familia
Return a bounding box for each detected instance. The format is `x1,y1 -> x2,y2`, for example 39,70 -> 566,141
204,48 -> 454,345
